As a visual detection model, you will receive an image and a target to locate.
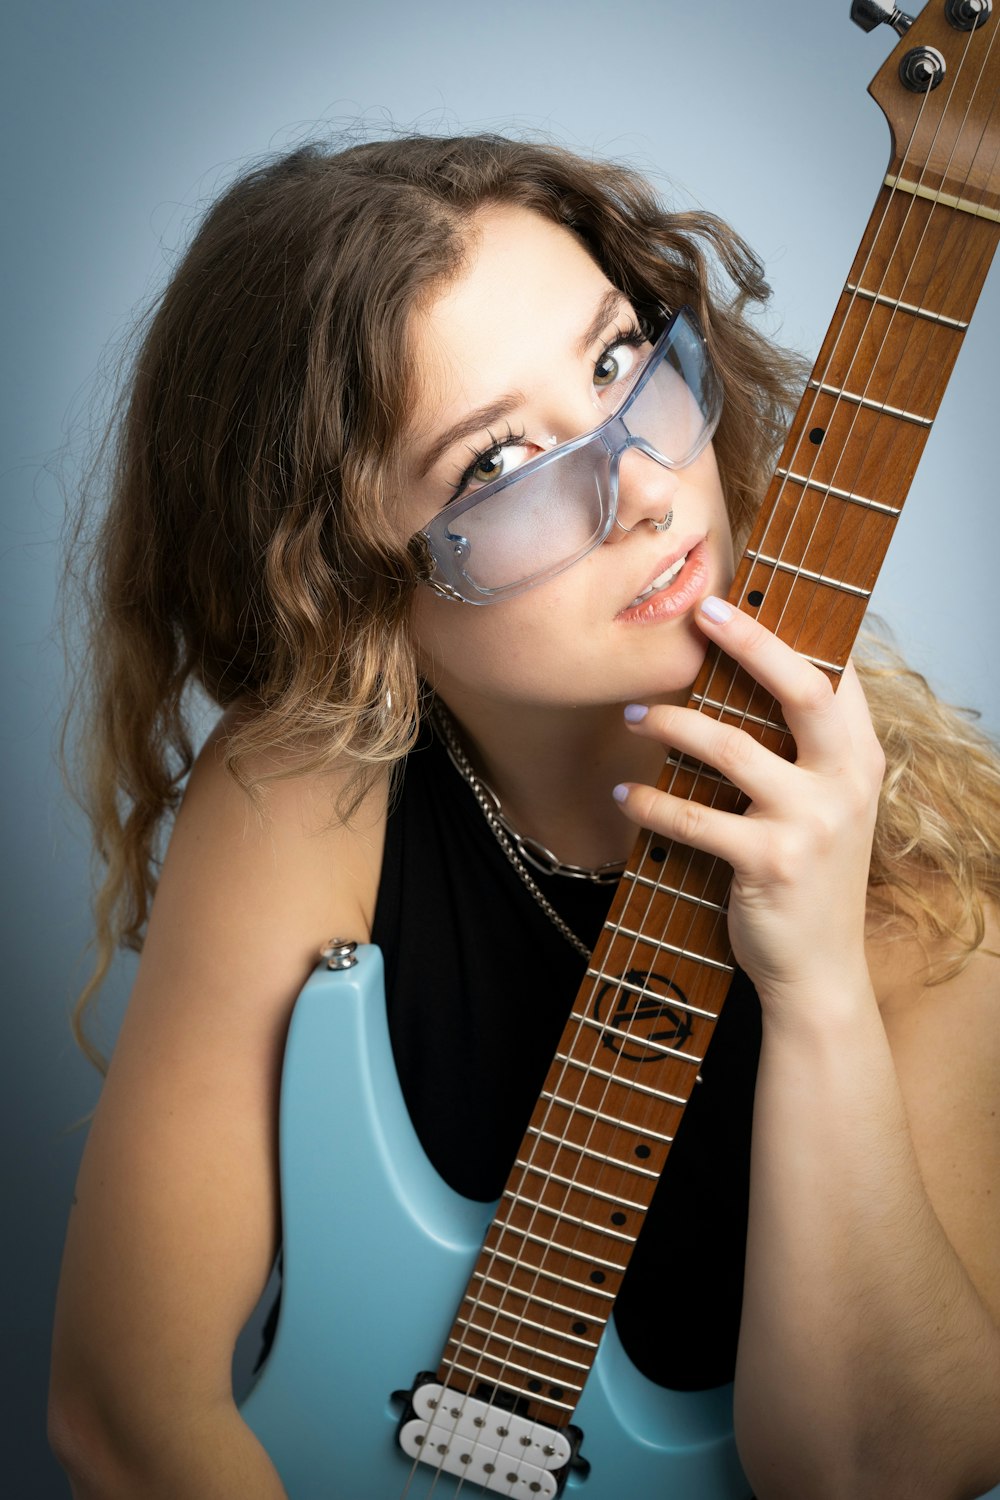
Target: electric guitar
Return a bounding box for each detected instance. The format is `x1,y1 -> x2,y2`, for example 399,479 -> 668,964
241,5 -> 1000,1494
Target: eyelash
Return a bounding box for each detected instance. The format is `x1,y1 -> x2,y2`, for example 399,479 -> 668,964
447,319 -> 649,501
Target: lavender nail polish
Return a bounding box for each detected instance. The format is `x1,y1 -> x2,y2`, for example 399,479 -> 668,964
700,596 -> 733,623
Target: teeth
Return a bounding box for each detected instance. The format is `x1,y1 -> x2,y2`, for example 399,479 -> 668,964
629,553 -> 687,608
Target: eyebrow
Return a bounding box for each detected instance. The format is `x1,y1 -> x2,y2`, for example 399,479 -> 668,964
416,287 -> 628,481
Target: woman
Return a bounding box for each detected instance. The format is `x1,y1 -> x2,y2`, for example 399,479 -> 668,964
49,136 -> 1000,1498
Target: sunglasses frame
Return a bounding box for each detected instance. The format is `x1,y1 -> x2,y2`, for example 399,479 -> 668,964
414,305 -> 723,605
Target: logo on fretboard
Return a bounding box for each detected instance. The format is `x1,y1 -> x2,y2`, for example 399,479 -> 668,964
593,968 -> 692,1064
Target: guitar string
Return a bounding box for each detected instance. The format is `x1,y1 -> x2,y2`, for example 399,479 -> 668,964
407,20 -> 995,1488
428,55 -> 959,1488
599,23 -> 1000,1389
771,17 -> 996,693
528,15 -> 1000,1462
512,23 -> 995,1470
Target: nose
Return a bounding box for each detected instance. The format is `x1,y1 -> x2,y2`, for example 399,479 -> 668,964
611,444 -> 679,536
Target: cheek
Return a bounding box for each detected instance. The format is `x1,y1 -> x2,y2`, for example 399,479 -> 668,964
409,584 -> 574,693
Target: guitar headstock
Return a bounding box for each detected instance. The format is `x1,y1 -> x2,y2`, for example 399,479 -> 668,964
858,0 -> 1000,212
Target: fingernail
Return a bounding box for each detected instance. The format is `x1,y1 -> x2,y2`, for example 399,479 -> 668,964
612,783 -> 630,803
700,595 -> 733,623
623,703 -> 648,723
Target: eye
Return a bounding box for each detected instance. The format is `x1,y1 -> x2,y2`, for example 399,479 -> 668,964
451,428 -> 532,499
593,323 -> 649,393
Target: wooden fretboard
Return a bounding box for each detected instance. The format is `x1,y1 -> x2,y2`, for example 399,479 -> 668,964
438,3 -> 1000,1431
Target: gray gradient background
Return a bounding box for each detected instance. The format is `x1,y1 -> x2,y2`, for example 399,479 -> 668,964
3,1 -> 998,1493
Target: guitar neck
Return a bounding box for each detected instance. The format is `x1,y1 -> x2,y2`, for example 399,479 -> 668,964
438,6 -> 1000,1430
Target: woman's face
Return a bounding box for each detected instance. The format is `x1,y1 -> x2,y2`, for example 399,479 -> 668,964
401,204 -> 735,717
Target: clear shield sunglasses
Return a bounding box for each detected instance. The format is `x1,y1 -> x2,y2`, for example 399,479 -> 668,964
411,305 -> 723,605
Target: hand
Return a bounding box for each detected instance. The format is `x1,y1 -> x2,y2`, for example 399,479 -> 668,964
613,597 -> 886,1020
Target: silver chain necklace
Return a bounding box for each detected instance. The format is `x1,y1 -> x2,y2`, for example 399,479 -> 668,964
430,701 -> 625,960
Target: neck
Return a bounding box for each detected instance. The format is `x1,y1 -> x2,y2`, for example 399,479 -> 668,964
431,690 -> 676,872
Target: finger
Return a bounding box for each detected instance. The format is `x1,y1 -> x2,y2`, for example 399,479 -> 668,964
612,776 -> 757,871
624,701 -> 787,808
695,595 -> 847,765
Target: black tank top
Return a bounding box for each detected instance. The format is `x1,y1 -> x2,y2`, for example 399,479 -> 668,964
372,722 -> 761,1392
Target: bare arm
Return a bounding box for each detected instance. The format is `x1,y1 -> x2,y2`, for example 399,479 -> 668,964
735,927 -> 1000,1500
49,723 -> 386,1497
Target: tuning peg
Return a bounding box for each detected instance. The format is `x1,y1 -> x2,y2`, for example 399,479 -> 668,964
850,0 -> 914,34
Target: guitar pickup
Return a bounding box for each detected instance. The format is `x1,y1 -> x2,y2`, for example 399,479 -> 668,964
397,1379 -> 574,1496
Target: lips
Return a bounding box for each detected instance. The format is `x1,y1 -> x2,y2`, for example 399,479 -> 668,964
627,553 -> 688,608
615,538 -> 709,624
621,535 -> 702,612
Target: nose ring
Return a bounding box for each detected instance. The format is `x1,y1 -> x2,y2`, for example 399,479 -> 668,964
614,507 -> 673,535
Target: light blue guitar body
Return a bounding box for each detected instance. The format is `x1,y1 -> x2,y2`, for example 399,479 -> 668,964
240,947 -> 752,1498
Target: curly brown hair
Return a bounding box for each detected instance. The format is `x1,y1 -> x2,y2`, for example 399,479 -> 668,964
62,132 -> 998,1065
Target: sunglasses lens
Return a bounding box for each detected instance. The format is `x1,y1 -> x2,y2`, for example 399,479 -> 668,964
627,317 -> 721,461
443,440 -> 607,593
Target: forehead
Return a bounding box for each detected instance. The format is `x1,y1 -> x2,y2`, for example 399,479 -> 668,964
408,205 -> 615,424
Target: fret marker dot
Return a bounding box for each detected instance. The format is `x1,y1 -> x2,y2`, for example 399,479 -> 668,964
527,1378 -> 542,1393
747,589 -> 764,608
611,1210 -> 627,1226
549,1385 -> 564,1400
590,1269 -> 606,1284
650,846 -> 666,863
571,1321 -> 588,1335
809,426 -> 825,444
635,1143 -> 651,1159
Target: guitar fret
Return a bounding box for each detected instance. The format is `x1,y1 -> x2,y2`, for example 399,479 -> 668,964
743,548 -> 872,598
523,1131 -> 665,1177
528,1095 -> 678,1144
502,1188 -> 636,1243
883,171 -> 1000,225
662,753 -> 731,786
491,1221 -> 628,1272
690,694 -> 787,735
447,1325 -> 594,1374
469,1269 -> 610,1324
515,1158 -> 649,1208
473,1247 -> 619,1300
595,933 -> 731,979
774,467 -> 901,515
802,654 -> 844,676
570,1009 -> 704,1066
442,1355 -> 582,1403
456,1308 -> 601,1351
843,281 -> 969,330
806,378 -> 932,427
554,1050 -> 695,1098
622,869 -> 729,914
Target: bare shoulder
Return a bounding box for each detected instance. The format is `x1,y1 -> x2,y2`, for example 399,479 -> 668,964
52,719 -> 390,1436
156,711 -> 388,977
867,893 -> 1000,1324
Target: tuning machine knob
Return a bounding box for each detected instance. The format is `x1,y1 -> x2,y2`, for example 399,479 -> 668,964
850,0 -> 914,35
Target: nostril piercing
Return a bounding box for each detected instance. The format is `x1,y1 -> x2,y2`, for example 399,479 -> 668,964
614,508 -> 673,535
